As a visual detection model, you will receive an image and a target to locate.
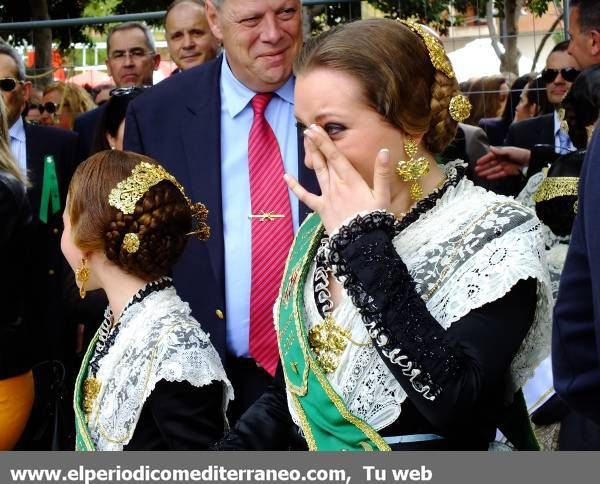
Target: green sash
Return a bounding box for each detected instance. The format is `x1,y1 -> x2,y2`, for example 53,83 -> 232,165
275,213 -> 390,451
39,155 -> 61,224
73,331 -> 100,451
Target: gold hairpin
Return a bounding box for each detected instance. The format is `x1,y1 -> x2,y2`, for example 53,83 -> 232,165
108,162 -> 211,250
398,19 -> 454,79
398,19 -> 472,123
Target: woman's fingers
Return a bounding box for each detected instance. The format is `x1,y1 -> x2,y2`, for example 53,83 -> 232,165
304,125 -> 356,180
304,136 -> 329,194
373,148 -> 391,208
284,174 -> 321,212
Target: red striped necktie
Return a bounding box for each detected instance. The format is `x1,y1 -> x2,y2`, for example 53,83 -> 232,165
248,93 -> 293,376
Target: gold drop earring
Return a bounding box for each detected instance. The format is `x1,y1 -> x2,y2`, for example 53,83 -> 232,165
395,136 -> 430,201
75,257 -> 90,299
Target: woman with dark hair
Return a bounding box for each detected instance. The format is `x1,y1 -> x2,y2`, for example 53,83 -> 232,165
514,76 -> 553,123
217,19 -> 552,451
479,74 -> 534,146
68,150 -> 232,450
90,88 -> 145,153
0,97 -> 34,450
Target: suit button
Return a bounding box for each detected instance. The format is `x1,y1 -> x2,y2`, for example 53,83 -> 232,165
52,228 -> 59,235
48,269 -> 55,276
215,309 -> 224,320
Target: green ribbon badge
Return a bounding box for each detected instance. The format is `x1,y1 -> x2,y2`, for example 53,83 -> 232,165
39,155 -> 61,224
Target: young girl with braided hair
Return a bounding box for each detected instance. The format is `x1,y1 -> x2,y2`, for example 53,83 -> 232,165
64,150 -> 232,450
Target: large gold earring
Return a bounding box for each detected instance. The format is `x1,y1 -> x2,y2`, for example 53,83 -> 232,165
395,137 -> 430,201
75,257 -> 90,299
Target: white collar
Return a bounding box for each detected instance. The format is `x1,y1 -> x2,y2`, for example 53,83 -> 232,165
9,116 -> 26,142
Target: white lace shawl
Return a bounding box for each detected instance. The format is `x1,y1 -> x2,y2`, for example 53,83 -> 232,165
288,168 -> 553,432
86,287 -> 233,451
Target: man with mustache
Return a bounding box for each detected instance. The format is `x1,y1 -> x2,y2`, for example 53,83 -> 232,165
125,0 -> 316,424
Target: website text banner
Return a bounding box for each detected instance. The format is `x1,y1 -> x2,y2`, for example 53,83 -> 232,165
2,451 -> 597,484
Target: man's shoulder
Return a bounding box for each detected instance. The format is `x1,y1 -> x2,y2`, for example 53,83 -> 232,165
133,57 -> 222,109
75,106 -> 103,126
25,122 -> 78,145
510,113 -> 554,132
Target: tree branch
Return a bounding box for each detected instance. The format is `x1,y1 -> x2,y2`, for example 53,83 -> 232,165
530,13 -> 564,71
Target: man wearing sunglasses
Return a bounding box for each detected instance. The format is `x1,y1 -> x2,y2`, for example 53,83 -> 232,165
0,44 -> 81,411
504,41 -> 581,156
475,41 -> 582,193
74,22 -> 160,157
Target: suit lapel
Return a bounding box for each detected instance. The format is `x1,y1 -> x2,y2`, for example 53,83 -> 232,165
181,59 -> 225,292
24,122 -> 44,218
296,126 -> 318,222
539,113 -> 555,146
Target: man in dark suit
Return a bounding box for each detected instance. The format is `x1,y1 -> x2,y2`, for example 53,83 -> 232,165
1,44 -> 80,365
2,44 -> 82,449
74,22 -> 160,157
475,42 -> 581,192
553,0 -> 600,427
505,41 -> 580,152
125,0 -> 315,422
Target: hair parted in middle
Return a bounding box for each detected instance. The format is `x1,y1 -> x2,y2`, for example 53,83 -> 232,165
294,18 -> 461,154
66,150 -> 193,281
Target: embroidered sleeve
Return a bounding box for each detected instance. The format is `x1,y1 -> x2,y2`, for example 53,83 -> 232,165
326,211 -> 539,433
327,212 -> 464,401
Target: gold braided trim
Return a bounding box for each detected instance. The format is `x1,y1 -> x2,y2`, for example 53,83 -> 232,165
398,19 -> 454,79
532,177 -> 579,203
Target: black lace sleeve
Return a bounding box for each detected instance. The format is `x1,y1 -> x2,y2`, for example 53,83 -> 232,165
327,211 -> 536,432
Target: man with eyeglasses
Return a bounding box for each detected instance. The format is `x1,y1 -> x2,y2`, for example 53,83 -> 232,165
0,43 -> 81,441
74,22 -> 160,157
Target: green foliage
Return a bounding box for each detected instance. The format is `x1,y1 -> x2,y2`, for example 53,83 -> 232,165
0,1 -> 87,49
366,0 -> 470,35
494,0 -> 554,19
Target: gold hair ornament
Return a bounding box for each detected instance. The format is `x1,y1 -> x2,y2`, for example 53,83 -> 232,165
122,233 -> 140,253
532,176 -> 579,204
108,161 -> 211,242
395,137 -> 430,201
75,257 -> 90,299
449,94 -> 471,123
398,19 -> 453,78
398,19 -> 472,123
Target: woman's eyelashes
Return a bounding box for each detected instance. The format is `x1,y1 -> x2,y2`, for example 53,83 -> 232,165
323,123 -> 346,137
296,121 -> 346,138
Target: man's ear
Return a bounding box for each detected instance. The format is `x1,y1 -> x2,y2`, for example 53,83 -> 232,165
205,1 -> 224,42
590,29 -> 600,58
153,52 -> 161,71
21,81 -> 32,104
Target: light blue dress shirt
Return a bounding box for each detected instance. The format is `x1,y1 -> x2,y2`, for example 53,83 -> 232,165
220,56 -> 300,357
554,110 -> 575,154
9,116 -> 27,176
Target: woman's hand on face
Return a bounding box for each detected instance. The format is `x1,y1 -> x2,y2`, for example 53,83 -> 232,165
284,124 -> 392,234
